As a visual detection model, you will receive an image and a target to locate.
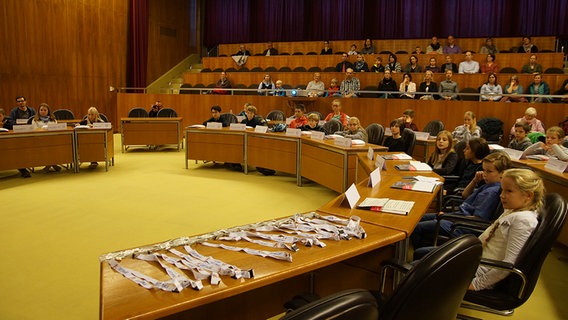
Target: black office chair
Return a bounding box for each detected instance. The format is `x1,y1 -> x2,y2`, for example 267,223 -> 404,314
366,123 -> 385,145
127,107 -> 149,118
293,66 -> 307,72
219,113 -> 238,125
265,66 -> 277,72
543,67 -> 564,74
281,235 -> 482,320
307,66 -> 322,72
279,66 -> 292,72
401,128 -> 416,156
460,193 -> 567,316
459,87 -> 480,101
266,110 -> 286,121
156,108 -> 178,117
179,83 -> 192,94
250,67 -> 264,72
323,66 -> 337,72
53,109 -> 75,120
422,120 -> 444,137
323,119 -> 344,134
499,67 -> 518,73
478,117 -> 504,144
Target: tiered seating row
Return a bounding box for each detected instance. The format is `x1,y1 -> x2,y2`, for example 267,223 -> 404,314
202,53 -> 565,75
218,36 -> 557,57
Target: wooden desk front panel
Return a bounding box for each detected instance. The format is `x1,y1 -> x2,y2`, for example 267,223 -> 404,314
247,134 -> 298,174
100,222 -> 404,320
186,130 -> 244,163
75,130 -> 114,164
0,131 -> 74,170
301,142 -> 346,193
122,120 -> 181,146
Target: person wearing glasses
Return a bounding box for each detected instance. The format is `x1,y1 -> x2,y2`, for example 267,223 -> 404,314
9,96 -> 36,178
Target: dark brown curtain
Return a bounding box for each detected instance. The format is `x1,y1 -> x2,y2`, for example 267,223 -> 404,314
127,0 -> 149,88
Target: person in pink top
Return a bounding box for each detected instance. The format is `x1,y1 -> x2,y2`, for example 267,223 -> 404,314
509,107 -> 545,136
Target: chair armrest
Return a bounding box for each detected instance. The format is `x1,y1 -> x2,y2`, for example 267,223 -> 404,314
478,258 -> 528,299
452,221 -> 489,235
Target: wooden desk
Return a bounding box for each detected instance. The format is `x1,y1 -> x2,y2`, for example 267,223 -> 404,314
121,118 -> 183,152
185,127 -> 245,168
246,131 -> 300,181
0,129 -> 75,171
99,214 -> 404,319
74,128 -> 115,172
300,138 -> 387,193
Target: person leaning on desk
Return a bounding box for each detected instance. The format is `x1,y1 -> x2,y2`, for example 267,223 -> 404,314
240,105 -> 266,127
203,105 -> 230,127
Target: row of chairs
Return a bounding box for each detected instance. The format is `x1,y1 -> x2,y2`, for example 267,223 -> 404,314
202,66 -> 565,74
219,49 -> 559,57
46,109 -> 110,122
127,107 -> 178,118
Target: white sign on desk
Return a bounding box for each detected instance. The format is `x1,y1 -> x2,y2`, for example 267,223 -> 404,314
12,124 -> 34,133
206,122 -> 222,129
345,183 -> 361,209
545,158 -> 568,173
375,154 -> 386,170
285,128 -> 302,137
93,122 -> 112,129
15,119 -> 28,125
311,131 -> 325,140
414,131 -> 430,140
47,123 -> 67,131
230,123 -> 246,131
334,137 -> 352,147
254,125 -> 268,133
367,147 -> 374,160
368,167 -> 382,188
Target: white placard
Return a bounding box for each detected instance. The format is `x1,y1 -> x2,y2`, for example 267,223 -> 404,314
334,137 -> 352,147
545,158 -> 568,173
12,124 -> 34,133
311,131 -> 325,140
16,119 -> 28,125
414,131 -> 430,140
285,128 -> 302,137
345,183 -> 361,209
367,147 -> 374,161
375,155 -> 386,170
229,123 -> 246,131
47,123 -> 67,131
368,167 -> 382,188
254,125 -> 268,133
206,122 -> 222,129
93,122 -> 112,129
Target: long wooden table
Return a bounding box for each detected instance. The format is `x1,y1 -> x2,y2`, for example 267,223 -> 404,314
120,117 -> 183,152
99,214 -> 404,319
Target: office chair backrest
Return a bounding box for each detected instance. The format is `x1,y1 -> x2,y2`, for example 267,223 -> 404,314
323,119 -> 344,134
423,120 -> 444,137
280,289 -> 378,320
53,109 -> 75,120
219,113 -> 238,125
401,128 -> 416,156
381,235 -> 482,320
478,117 -> 504,144
266,110 -> 285,121
157,108 -> 177,118
127,107 -> 149,118
366,123 -> 385,145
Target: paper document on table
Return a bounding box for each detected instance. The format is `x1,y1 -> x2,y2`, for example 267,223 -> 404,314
391,180 -> 439,193
357,198 -> 414,215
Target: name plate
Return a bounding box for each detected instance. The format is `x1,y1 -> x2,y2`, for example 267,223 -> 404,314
375,155 -> 386,170
254,125 -> 268,133
414,131 -> 430,140
93,122 -> 112,129
367,146 -> 374,160
334,137 -> 352,147
206,122 -> 222,129
311,131 -> 325,140
345,183 -> 361,209
16,119 -> 28,125
47,123 -> 67,131
545,158 -> 568,173
285,128 -> 302,137
229,123 -> 246,131
368,167 -> 382,188
12,124 -> 34,133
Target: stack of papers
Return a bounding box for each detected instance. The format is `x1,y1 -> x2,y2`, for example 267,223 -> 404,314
391,180 -> 440,193
394,161 -> 432,171
357,198 -> 414,215
382,153 -> 412,160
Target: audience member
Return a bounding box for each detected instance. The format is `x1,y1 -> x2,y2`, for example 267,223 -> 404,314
300,113 -> 326,134
262,41 -> 278,56
0,108 -> 14,130
440,55 -> 458,73
10,96 -> 35,123
458,51 -> 480,74
527,73 -> 551,103
501,75 -> 528,103
339,68 -> 360,98
237,102 -> 251,117
371,56 -> 385,73
412,46 -> 423,54
480,53 -> 499,74
383,119 -> 406,152
29,102 -> 57,129
327,78 -> 340,97
480,73 -> 503,101
521,54 -> 543,74
257,74 -> 275,96
426,36 -> 443,54
211,71 -> 231,95
335,117 -> 368,142
523,126 -> 568,161
233,44 -> 251,56
353,54 -> 369,72
427,130 -> 458,175
439,70 -> 459,100
404,55 -> 422,73
385,53 -> 402,73
443,35 -> 462,54
335,53 -> 354,72
306,72 -> 325,97
361,38 -> 376,54
347,44 -> 358,55
400,109 -> 419,131
274,80 -> 286,96
553,78 -> 568,103
377,70 -> 398,99
240,105 -> 267,127
203,105 -> 230,127
446,138 -> 490,194
453,111 -> 481,143
508,122 -> 532,151
424,57 -> 440,73
518,36 -> 538,53
320,40 -> 332,55
479,37 -> 499,54
324,99 -> 349,126
79,106 -> 106,169
418,70 -> 438,100
148,100 -> 162,117
289,104 -> 308,129
399,73 -> 417,99
509,107 -> 545,135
